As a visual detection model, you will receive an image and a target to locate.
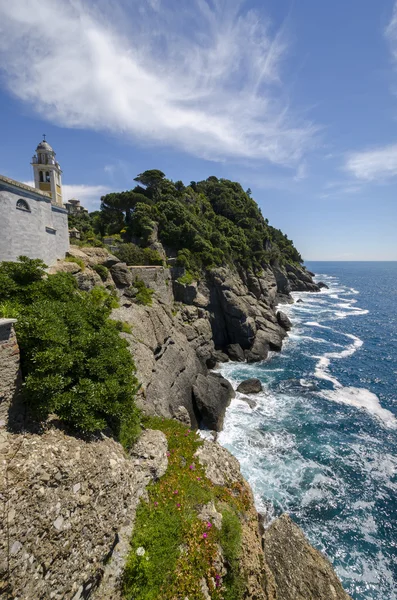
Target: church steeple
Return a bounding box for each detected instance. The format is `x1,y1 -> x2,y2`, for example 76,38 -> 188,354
31,136 -> 63,206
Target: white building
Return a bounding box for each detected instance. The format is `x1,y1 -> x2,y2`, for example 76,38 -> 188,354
0,138 -> 69,266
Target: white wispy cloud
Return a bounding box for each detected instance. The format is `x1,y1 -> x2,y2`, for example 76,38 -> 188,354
344,144 -> 397,181
344,3 -> 397,181
0,0 -> 316,166
24,181 -> 110,211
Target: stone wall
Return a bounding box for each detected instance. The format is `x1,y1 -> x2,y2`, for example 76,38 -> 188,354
0,319 -> 21,429
0,176 -> 69,266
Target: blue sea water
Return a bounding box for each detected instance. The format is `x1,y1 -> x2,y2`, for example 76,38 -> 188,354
217,262 -> 397,600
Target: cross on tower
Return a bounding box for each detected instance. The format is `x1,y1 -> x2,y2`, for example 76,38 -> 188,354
42,134 -> 46,141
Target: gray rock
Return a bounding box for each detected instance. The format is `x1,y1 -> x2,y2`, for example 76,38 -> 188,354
318,281 -> 329,289
197,501 -> 223,530
212,351 -> 229,364
245,330 -> 270,363
226,343 -> 245,362
173,405 -> 191,427
240,396 -> 257,409
262,514 -> 352,600
110,263 -> 133,288
193,373 -> 235,431
237,378 -> 262,394
74,269 -> 102,292
277,311 -> 292,331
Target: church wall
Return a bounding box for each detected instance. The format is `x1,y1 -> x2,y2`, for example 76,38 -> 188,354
0,185 -> 69,266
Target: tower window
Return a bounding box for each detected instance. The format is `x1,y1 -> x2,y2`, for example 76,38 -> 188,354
39,171 -> 44,183
45,171 -> 51,182
16,199 -> 31,212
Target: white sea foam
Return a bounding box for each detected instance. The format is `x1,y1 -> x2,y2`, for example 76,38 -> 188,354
320,387 -> 397,429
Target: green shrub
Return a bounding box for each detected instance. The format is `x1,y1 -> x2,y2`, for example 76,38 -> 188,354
64,256 -> 85,270
0,257 -> 140,447
134,278 -> 154,306
177,271 -> 195,285
115,243 -> 163,266
114,320 -> 133,334
92,264 -> 109,281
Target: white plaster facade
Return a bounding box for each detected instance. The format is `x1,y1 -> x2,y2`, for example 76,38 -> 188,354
0,175 -> 69,266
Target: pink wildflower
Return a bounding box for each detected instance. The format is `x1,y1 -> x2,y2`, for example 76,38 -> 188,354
189,464 -> 195,470
207,522 -> 212,529
202,533 -> 208,539
154,501 -> 158,507
174,490 -> 178,495
177,503 -> 181,508
197,477 -> 201,481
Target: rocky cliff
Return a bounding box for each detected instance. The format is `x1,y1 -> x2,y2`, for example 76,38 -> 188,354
0,248 -> 352,600
58,247 -> 318,432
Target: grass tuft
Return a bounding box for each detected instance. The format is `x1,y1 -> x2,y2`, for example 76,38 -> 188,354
123,418 -> 247,600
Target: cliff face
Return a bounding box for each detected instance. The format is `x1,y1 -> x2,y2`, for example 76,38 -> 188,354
0,250 -> 352,600
56,248 -> 319,432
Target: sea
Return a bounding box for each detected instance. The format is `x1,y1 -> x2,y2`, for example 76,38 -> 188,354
217,262 -> 397,600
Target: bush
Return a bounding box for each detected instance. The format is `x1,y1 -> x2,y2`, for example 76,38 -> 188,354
92,264 -> 109,281
0,257 -> 140,447
134,278 -> 154,306
64,256 -> 85,270
177,271 -> 195,285
115,243 -> 163,266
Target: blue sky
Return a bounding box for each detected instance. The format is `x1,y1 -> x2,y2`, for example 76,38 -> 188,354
0,0 -> 397,260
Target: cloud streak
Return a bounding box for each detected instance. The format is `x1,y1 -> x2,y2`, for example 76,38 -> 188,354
0,0 -> 315,165
345,144 -> 397,181
344,2 -> 397,181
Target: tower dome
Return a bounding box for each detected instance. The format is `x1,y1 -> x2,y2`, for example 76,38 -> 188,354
36,140 -> 54,153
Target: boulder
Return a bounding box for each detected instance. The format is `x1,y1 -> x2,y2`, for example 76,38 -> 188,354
47,260 -> 82,275
296,299 -> 304,304
212,350 -> 229,363
226,343 -> 245,362
262,514 -> 352,600
110,263 -> 133,288
193,372 -> 235,431
80,247 -> 120,268
237,378 -> 262,394
245,330 -> 270,363
318,281 -> 329,290
240,396 -> 257,409
74,269 -> 102,292
277,311 -> 292,331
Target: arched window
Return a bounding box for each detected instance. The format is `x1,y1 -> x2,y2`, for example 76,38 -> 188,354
45,171 -> 51,183
39,171 -> 44,183
16,199 -> 30,212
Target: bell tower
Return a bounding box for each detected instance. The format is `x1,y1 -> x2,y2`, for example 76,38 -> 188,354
31,136 -> 63,206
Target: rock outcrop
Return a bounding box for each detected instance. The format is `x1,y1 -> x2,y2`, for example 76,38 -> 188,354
262,514 -> 352,600
46,248 -> 319,438
192,372 -> 235,430
237,378 -> 263,394
277,310 -> 292,331
0,426 -> 168,600
196,440 -> 351,600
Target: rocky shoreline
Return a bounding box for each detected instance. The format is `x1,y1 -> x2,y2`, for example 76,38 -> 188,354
0,249 -> 351,600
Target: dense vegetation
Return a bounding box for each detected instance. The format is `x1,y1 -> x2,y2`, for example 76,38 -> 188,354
81,171 -> 302,274
0,257 -> 140,446
123,418 -> 249,600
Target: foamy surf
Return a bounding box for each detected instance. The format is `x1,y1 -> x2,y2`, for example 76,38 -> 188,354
320,387 -> 397,429
216,264 -> 397,600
